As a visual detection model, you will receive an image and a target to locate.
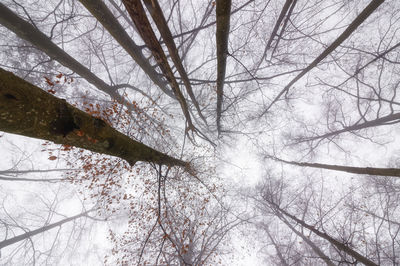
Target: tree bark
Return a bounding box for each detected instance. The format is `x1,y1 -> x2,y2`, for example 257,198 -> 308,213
216,0 -> 232,135
0,68 -> 187,167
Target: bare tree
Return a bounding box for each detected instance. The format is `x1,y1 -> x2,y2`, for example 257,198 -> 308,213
0,209 -> 93,249
266,155 -> 400,177
1,0 -> 400,264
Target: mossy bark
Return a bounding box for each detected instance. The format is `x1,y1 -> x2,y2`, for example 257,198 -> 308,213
0,68 -> 186,167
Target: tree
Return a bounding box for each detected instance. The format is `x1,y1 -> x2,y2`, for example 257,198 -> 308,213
0,68 -> 186,167
266,155 -> 400,177
252,174 -> 380,265
1,0 -> 399,264
0,209 -> 93,249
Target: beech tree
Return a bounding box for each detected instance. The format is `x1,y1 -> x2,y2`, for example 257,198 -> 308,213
0,68 -> 186,167
1,0 -> 399,264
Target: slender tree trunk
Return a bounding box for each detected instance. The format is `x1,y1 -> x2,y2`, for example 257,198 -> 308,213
0,3 -> 115,97
122,0 -> 194,130
349,206 -> 400,226
263,227 -> 290,266
142,0 -> 207,125
261,0 -> 385,115
77,0 -> 174,98
271,203 -> 378,266
276,217 -> 335,266
0,68 -> 187,167
0,176 -> 65,182
295,112 -> 400,143
268,156 -> 400,177
270,0 -> 297,58
0,169 -> 76,174
255,0 -> 293,72
0,210 -> 91,249
216,0 -> 231,135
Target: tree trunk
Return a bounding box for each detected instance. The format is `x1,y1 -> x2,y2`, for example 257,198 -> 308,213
296,112 -> 400,143
269,156 -> 400,177
0,210 -> 91,249
256,0 -> 294,73
0,3 -> 115,97
142,0 -> 207,125
271,203 -> 378,266
122,0 -> 194,130
263,226 -> 290,266
261,0 -> 384,115
216,0 -> 231,135
276,217 -> 335,266
0,68 -> 187,167
77,0 -> 174,98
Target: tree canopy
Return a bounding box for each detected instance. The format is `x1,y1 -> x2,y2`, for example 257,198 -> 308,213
0,0 -> 399,265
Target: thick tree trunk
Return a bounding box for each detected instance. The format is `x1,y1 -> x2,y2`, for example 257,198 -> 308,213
0,68 -> 187,167
0,210 -> 91,249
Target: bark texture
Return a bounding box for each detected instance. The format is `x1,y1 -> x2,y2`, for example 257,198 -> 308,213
0,68 -> 187,167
